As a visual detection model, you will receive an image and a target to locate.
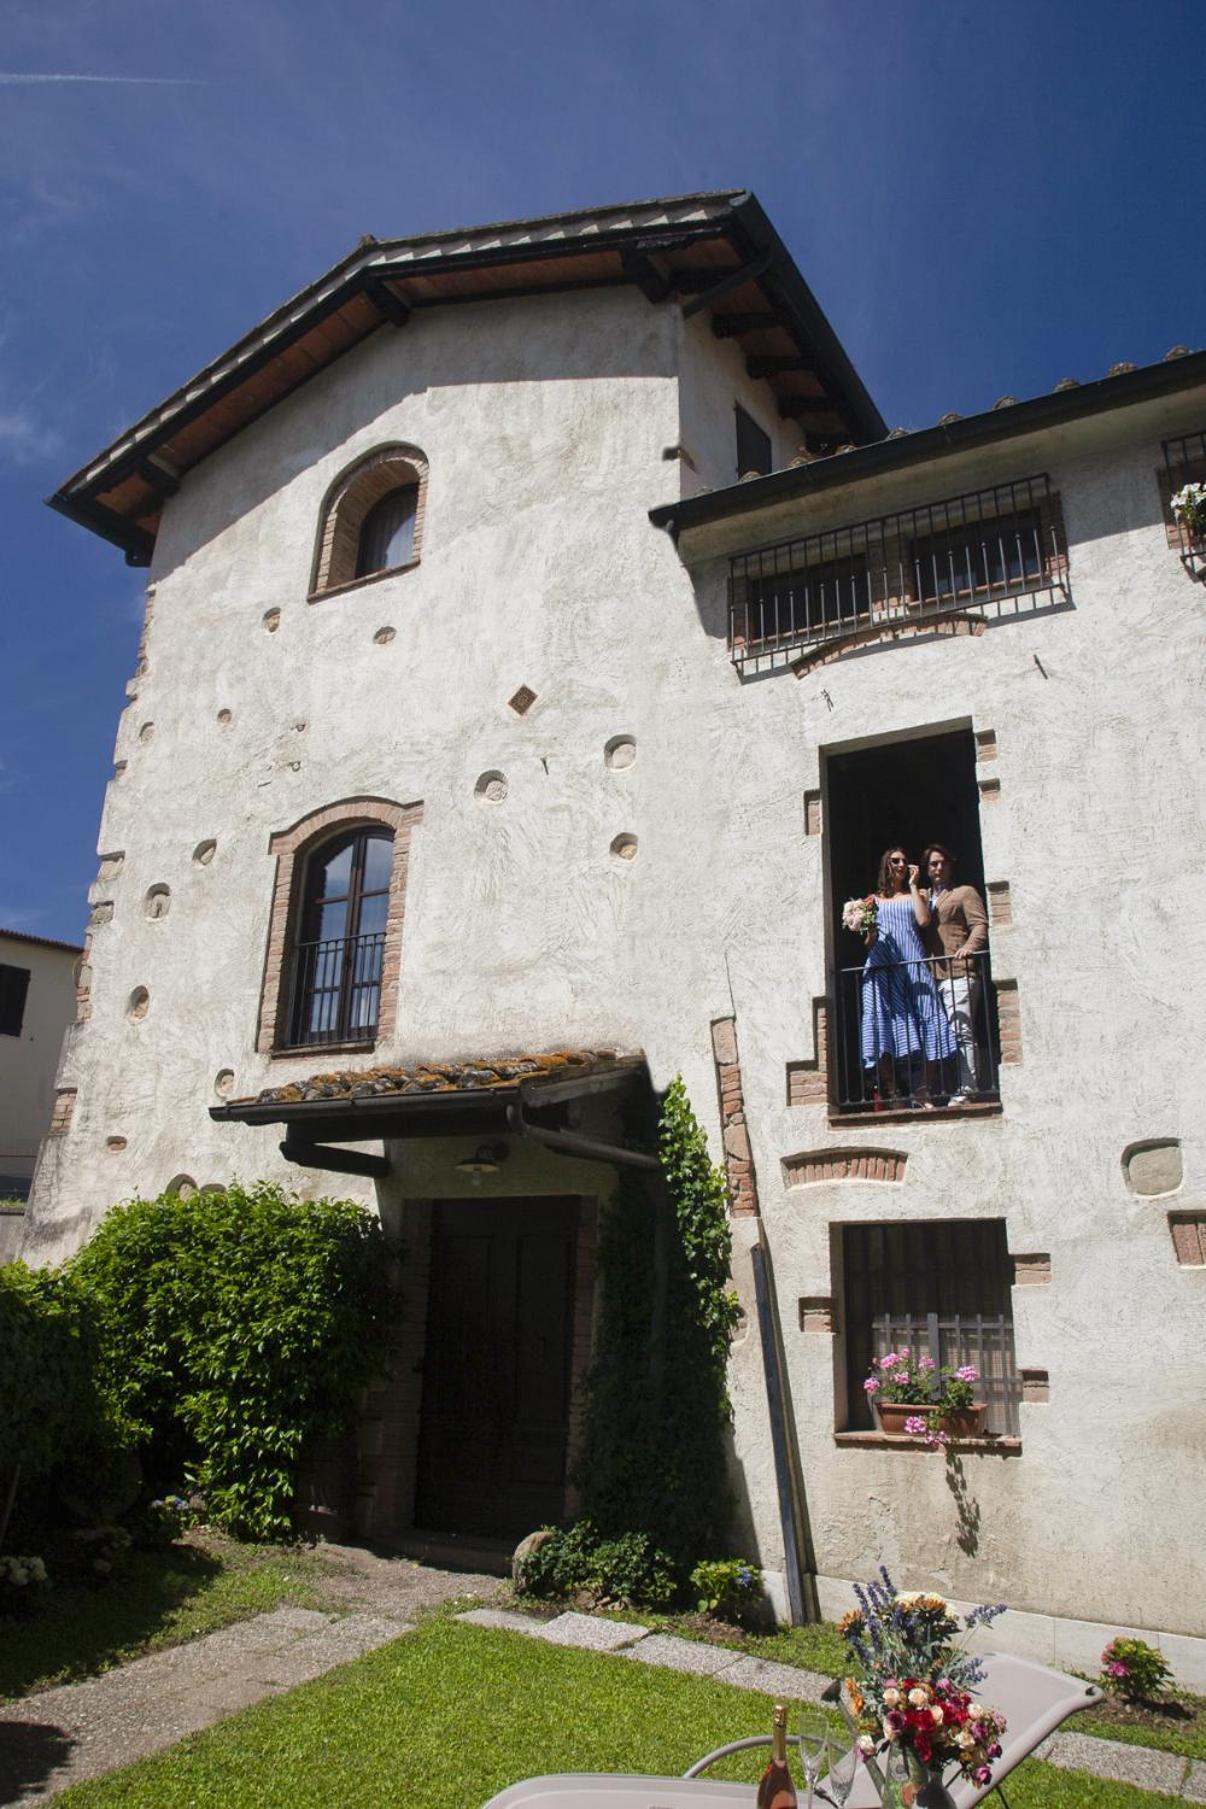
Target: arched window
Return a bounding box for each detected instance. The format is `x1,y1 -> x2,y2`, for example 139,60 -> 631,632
356,485 -> 417,579
257,797 -> 424,1056
287,828 -> 393,1047
311,445 -> 427,599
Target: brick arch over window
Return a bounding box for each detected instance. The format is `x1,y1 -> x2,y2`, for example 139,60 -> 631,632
309,445 -> 429,600
257,797 -> 423,1054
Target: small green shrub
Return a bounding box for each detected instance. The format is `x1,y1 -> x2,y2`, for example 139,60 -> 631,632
588,1532 -> 676,1608
689,1557 -> 764,1623
515,1521 -> 677,1609
0,1554 -> 50,1618
1101,1635 -> 1173,1703
70,1183 -> 393,1540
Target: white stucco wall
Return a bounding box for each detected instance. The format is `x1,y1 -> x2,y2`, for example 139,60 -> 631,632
26,290 -> 1206,1670
0,933 -> 78,1192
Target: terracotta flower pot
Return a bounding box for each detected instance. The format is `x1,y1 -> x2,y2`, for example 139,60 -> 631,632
875,1400 -> 988,1438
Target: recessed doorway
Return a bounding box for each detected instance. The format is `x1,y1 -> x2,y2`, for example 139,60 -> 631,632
413,1197 -> 579,1541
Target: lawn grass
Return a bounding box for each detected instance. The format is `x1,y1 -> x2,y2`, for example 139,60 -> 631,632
54,1618 -> 1183,1809
0,1534 -> 332,1702
1075,1694 -> 1206,1762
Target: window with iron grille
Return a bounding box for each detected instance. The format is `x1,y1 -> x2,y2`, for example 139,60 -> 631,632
0,964 -> 30,1037
840,1219 -> 1019,1435
1161,428 -> 1206,573
735,404 -> 772,479
286,829 -> 392,1048
910,508 -> 1045,604
728,474 -> 1066,669
735,551 -> 872,649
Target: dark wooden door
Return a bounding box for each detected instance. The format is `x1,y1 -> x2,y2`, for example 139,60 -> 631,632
414,1197 -> 579,1539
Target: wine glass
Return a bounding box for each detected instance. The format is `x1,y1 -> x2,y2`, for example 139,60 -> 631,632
796,1705 -> 829,1808
824,1738 -> 860,1807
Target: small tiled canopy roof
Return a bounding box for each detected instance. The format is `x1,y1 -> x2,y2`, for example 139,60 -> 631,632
216,1049 -> 645,1122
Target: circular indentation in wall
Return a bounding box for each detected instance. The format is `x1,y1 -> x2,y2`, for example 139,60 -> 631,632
106,1136 -> 128,1153
144,884 -> 170,920
263,608 -> 281,633
138,721 -> 155,745
165,1174 -> 197,1200
610,833 -> 638,862
214,1069 -> 235,1099
475,770 -> 508,802
216,709 -> 233,726
1122,1138 -> 1182,1197
373,626 -> 396,645
604,734 -> 636,770
193,839 -> 217,865
127,986 -> 150,1021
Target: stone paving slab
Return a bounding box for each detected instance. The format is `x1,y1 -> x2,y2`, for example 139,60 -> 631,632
0,1608 -> 409,1806
1183,1759 -> 1206,1804
540,1612 -> 649,1652
1039,1728 -> 1189,1796
622,1634 -> 743,1677
714,1654 -> 832,1705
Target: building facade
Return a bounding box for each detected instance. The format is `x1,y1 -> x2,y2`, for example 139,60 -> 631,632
0,929 -> 82,1256
24,192 -> 1206,1683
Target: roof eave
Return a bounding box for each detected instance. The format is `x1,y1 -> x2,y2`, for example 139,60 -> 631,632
650,349 -> 1206,540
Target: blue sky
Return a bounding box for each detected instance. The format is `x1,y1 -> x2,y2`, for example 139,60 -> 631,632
2,0 -> 1203,942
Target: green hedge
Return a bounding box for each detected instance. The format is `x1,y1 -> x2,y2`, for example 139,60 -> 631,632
68,1183 -> 393,1539
0,1262 -> 106,1493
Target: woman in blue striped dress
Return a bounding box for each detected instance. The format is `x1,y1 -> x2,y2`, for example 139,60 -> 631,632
860,847 -> 955,1106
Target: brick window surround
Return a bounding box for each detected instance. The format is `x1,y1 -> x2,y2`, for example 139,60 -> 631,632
257,796 -> 423,1055
309,444 -> 429,601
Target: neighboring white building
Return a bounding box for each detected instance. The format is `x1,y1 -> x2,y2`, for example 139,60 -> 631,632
24,192 -> 1206,1681
0,929 -> 81,1253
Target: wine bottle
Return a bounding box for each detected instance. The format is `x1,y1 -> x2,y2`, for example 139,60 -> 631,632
756,1703 -> 798,1809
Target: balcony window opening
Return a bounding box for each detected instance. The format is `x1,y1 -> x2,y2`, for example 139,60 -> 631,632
840,1219 -> 1020,1436
824,727 -> 999,1115
356,484 -> 418,579
288,828 -> 392,1048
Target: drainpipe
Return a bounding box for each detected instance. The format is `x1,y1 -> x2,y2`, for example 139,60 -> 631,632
750,1232 -> 817,1624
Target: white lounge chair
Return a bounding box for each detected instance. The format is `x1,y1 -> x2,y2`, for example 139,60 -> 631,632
481,1651 -> 1102,1809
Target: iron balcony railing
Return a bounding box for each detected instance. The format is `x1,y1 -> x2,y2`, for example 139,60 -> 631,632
831,948 -> 999,1114
728,473 -> 1068,671
1163,428 -> 1206,578
286,930 -> 385,1048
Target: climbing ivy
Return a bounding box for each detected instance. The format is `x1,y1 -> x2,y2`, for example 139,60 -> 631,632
575,1077 -> 741,1575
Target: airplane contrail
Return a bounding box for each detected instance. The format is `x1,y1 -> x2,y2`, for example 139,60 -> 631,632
0,72 -> 200,85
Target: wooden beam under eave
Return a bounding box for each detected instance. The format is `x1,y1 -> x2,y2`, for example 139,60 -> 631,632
620,248 -> 672,304
362,274 -> 411,327
776,395 -> 844,421
712,312 -> 780,338
746,354 -> 815,380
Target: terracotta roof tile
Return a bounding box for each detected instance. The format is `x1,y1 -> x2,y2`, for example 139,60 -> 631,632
233,1048 -> 633,1110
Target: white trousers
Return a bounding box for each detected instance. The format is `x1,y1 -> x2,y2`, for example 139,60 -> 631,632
939,974 -> 981,1093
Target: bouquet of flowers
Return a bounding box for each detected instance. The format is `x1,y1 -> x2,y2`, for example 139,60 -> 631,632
840,1567 -> 1007,1799
1172,482 -> 1206,540
843,894 -> 878,936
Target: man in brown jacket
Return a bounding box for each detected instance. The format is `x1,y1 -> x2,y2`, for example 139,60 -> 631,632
924,844 -> 989,1102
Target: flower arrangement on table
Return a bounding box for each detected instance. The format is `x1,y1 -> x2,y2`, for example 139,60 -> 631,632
864,1351 -> 983,1446
842,894 -> 878,937
839,1568 -> 1008,1802
1172,481 -> 1206,541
